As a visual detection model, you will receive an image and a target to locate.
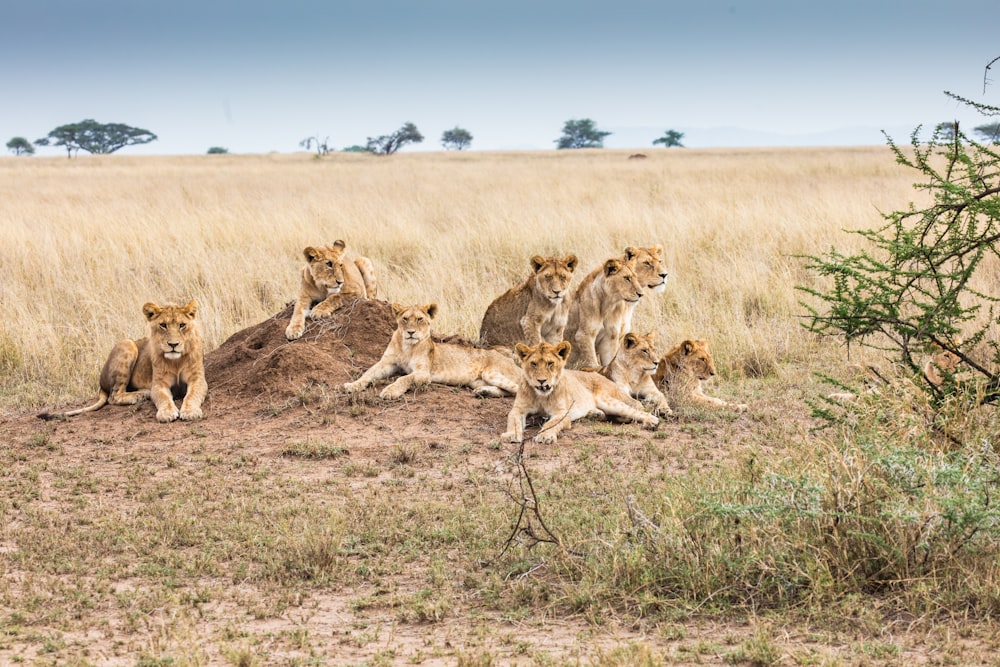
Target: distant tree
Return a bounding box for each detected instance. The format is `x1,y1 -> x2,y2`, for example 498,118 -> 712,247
299,135 -> 331,156
934,121 -> 958,141
653,129 -> 685,148
973,121 -> 1000,143
35,119 -> 157,158
366,122 -> 424,155
6,137 -> 34,156
207,146 -> 229,154
555,118 -> 611,149
441,126 -> 473,151
342,145 -> 367,153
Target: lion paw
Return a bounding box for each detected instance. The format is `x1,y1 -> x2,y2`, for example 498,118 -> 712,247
179,407 -> 203,421
500,431 -> 522,444
343,380 -> 365,394
156,406 -> 180,423
533,432 -> 557,445
285,323 -> 305,340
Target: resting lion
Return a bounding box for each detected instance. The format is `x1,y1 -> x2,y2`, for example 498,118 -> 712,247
38,300 -> 208,423
285,241 -> 378,341
562,256 -> 645,368
343,303 -> 521,399
591,332 -> 673,417
502,340 -> 658,445
654,339 -> 748,411
479,254 -> 579,347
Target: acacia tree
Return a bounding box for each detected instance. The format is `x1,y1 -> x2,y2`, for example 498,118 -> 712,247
801,91 -> 1000,406
653,129 -> 685,148
6,137 -> 34,156
555,118 -> 611,149
973,122 -> 1000,142
36,119 -> 157,157
441,126 -> 473,150
366,122 -> 424,155
299,135 -> 331,156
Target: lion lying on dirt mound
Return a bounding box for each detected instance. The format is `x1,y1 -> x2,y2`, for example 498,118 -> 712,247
654,338 -> 748,411
344,303 -> 521,399
479,254 -> 578,347
502,340 -> 659,445
38,300 -> 208,423
285,241 -> 378,341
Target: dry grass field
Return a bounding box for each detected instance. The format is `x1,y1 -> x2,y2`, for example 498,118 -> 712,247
1,148 -> 998,665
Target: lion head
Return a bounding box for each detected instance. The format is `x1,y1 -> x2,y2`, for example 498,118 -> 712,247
515,340 -> 571,394
530,254 -> 578,303
657,339 -> 716,383
303,241 -> 348,295
624,245 -> 668,294
142,300 -> 200,361
391,303 -> 438,346
617,332 -> 660,375
924,348 -> 961,386
602,258 -> 644,304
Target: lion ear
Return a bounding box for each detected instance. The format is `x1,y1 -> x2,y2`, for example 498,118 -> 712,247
183,300 -> 198,319
555,341 -> 572,361
530,255 -> 546,273
564,254 -> 579,272
333,239 -> 346,250
603,258 -> 622,277
142,302 -> 161,321
624,247 -> 639,261
303,246 -> 319,262
651,244 -> 663,256
514,343 -> 532,362
391,303 -> 405,317
623,333 -> 638,349
424,303 -> 439,319
682,340 -> 696,355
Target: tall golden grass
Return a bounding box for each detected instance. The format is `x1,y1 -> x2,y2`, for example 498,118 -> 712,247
0,147 -> 922,411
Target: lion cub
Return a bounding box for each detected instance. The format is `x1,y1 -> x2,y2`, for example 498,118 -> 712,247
38,300 -> 208,423
343,303 -> 521,399
479,254 -> 579,347
654,339 -> 748,411
285,240 -> 378,340
502,341 -> 658,445
562,257 -> 645,368
594,332 -> 673,417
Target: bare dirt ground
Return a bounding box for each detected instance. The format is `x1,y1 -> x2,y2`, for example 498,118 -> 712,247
2,300 -> 997,665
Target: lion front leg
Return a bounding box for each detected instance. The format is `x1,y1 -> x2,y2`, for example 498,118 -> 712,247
534,411 -> 571,445
150,380 -> 180,423
285,293 -> 314,340
501,406 -> 526,443
380,371 -> 430,399
343,358 -> 400,394
308,293 -> 345,320
179,374 -> 208,421
597,396 -> 658,430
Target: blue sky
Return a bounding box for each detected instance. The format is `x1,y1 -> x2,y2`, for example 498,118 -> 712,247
3,0 -> 997,154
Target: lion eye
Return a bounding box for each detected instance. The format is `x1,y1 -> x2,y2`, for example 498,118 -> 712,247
645,261 -> 653,267
159,323 -> 167,330
326,261 -> 334,267
178,323 -> 186,330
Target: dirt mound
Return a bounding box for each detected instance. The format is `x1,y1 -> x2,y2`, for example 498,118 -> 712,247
204,299 -> 397,407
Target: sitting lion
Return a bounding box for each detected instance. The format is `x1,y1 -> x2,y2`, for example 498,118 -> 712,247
38,300 -> 208,423
653,339 -> 748,411
591,332 -> 673,417
562,256 -> 645,368
623,245 -> 668,325
479,254 -> 579,347
502,340 -> 658,445
343,303 -> 521,399
285,240 -> 378,341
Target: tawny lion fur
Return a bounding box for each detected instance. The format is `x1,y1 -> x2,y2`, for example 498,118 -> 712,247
344,303 -> 521,399
38,300 -> 208,423
479,254 -> 578,347
285,240 -> 378,341
502,340 -> 658,445
594,332 -> 673,416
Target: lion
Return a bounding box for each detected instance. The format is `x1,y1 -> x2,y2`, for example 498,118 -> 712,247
343,303 -> 522,399
38,300 -> 208,423
923,347 -> 962,386
285,240 -> 378,341
623,245 -> 668,326
502,340 -> 658,445
561,257 -> 645,368
479,254 -> 579,347
590,332 -> 673,417
653,339 -> 748,411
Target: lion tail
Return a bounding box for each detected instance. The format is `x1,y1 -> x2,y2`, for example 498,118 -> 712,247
37,390 -> 109,420
355,257 -> 379,300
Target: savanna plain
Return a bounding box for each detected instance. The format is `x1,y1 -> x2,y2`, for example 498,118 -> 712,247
1,148 -> 998,666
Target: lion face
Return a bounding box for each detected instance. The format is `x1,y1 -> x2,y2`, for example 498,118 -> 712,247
625,245 -> 668,294
603,258 -> 644,304
143,300 -> 199,361
303,241 -> 348,294
531,254 -> 578,303
392,303 -> 438,346
619,332 -> 660,375
679,339 -> 717,381
515,341 -> 571,394
924,348 -> 961,386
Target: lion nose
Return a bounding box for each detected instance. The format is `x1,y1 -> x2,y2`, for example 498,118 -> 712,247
660,272 -> 668,280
